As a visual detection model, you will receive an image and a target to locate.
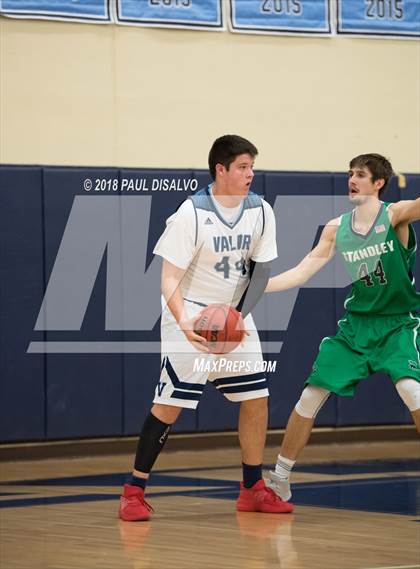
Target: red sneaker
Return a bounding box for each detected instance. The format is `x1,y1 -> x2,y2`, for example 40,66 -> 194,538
236,479 -> 294,514
119,484 -> 154,522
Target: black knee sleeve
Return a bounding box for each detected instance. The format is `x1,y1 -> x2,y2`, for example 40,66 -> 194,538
134,412 -> 172,473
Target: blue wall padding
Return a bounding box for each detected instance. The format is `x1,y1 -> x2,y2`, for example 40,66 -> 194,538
42,168 -> 123,438
0,167 -> 46,440
268,288 -> 338,428
0,165 -> 418,441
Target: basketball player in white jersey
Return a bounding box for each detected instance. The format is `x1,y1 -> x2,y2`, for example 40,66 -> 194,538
119,135 -> 293,521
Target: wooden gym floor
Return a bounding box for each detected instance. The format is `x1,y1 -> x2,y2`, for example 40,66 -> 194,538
0,440 -> 419,569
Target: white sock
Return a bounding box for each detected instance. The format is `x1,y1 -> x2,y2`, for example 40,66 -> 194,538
275,454 -> 296,479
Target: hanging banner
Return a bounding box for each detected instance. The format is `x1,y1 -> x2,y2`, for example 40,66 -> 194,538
0,0 -> 111,22
229,0 -> 331,36
337,0 -> 420,38
117,0 -> 224,30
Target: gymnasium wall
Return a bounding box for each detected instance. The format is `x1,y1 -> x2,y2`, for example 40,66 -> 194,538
0,17 -> 419,441
0,17 -> 419,171
0,165 -> 419,442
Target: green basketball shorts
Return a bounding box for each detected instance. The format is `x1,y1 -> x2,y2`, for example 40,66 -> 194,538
306,312 -> 420,396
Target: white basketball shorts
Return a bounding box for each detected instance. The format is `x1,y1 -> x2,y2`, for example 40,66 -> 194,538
153,300 -> 270,409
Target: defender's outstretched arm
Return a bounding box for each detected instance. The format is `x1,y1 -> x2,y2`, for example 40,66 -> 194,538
266,221 -> 338,293
388,198 -> 420,226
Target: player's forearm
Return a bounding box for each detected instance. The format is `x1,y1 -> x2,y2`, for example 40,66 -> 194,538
265,267 -> 305,292
161,276 -> 188,324
266,235 -> 335,293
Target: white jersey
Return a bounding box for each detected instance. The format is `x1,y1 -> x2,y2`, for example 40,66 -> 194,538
153,185 -> 277,307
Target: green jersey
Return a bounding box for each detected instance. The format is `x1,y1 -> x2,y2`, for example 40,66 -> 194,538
336,202 -> 420,315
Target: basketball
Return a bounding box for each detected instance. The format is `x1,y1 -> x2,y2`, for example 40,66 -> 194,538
194,304 -> 245,354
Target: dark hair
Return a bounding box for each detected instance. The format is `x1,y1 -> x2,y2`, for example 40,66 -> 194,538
349,153 -> 394,196
208,135 -> 258,180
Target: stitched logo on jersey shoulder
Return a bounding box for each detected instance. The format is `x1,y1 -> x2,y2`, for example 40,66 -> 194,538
375,224 -> 386,234
204,217 -> 213,225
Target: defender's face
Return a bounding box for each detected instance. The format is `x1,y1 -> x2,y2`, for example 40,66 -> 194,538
348,166 -> 383,205
217,153 -> 255,196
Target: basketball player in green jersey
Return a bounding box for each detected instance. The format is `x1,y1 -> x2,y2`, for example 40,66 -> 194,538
265,153 -> 420,501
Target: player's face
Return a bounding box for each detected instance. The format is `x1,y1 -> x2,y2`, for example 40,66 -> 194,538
218,153 -> 255,196
348,166 -> 384,205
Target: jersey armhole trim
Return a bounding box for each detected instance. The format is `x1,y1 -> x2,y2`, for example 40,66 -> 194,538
261,202 -> 266,236
189,197 -> 199,246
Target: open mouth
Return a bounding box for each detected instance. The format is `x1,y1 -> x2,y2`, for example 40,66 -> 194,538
349,187 -> 359,196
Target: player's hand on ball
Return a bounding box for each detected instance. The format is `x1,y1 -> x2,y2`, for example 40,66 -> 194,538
179,313 -> 210,353
193,304 -> 245,354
